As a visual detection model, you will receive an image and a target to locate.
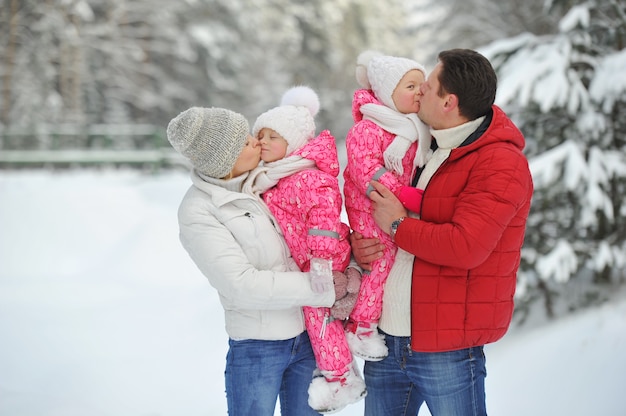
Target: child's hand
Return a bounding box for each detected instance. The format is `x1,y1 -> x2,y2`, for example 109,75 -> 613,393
330,267 -> 362,320
344,266 -> 362,294
398,186 -> 424,214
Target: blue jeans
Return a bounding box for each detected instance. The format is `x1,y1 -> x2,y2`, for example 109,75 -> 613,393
225,331 -> 321,416
364,331 -> 487,416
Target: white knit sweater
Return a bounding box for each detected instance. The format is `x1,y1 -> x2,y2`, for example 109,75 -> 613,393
378,116 -> 485,336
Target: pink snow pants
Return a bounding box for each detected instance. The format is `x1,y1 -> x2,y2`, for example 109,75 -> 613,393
303,306 -> 352,376
347,208 -> 397,324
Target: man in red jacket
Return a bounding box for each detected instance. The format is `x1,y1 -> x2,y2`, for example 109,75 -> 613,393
351,49 -> 533,415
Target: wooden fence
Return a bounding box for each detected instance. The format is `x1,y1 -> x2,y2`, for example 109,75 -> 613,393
0,125 -> 190,169
0,149 -> 188,170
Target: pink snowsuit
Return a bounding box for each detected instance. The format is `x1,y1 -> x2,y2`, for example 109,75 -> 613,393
262,129 -> 353,376
343,89 -> 418,324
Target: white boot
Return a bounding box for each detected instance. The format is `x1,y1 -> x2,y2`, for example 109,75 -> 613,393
307,362 -> 367,414
345,320 -> 388,361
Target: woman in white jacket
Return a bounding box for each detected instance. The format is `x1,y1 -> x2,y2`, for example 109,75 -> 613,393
167,107 -> 336,416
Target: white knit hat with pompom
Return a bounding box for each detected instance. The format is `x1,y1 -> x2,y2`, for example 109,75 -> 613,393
253,86 -> 320,155
355,50 -> 426,111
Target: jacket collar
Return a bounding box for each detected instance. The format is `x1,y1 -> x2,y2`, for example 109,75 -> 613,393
190,169 -> 255,207
458,108 -> 493,148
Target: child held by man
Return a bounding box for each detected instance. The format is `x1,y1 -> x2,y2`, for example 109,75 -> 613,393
343,51 -> 432,361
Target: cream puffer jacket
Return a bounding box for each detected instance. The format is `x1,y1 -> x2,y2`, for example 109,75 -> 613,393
177,170 -> 335,341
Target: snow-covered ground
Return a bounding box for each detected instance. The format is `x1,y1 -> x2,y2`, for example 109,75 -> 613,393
1,169 -> 624,416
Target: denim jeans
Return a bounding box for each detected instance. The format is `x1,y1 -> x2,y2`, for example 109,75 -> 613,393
225,331 -> 321,416
364,331 -> 487,416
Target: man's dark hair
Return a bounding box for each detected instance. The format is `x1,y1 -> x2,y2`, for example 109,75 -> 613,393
437,49 -> 497,120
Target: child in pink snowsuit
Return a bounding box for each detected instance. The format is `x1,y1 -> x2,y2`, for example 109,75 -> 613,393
244,86 -> 366,414
343,51 -> 432,361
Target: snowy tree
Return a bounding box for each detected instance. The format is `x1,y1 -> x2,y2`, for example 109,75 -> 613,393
480,0 -> 626,321
0,0 -> 418,150
222,0 -> 416,139
1,0 -> 198,149
405,0 -> 562,63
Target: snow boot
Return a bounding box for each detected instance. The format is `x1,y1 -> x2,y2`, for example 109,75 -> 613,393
345,320 -> 388,361
307,361 -> 367,414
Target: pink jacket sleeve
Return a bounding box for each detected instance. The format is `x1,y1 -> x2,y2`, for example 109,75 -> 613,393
299,172 -> 351,272
345,120 -> 411,198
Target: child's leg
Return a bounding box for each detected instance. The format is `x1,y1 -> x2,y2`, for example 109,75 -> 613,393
348,214 -> 397,324
303,306 -> 366,413
302,306 -> 352,376
345,209 -> 396,361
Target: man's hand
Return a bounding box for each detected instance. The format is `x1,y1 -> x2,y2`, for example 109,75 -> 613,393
369,180 -> 408,234
350,232 -> 384,272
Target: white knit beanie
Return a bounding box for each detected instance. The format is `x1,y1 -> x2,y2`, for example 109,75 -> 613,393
253,86 -> 320,155
167,107 -> 250,178
355,50 -> 426,111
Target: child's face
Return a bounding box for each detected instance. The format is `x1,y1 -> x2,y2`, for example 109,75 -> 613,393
392,69 -> 425,114
257,128 -> 288,163
230,134 -> 261,178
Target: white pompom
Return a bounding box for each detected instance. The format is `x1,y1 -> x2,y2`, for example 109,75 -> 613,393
355,50 -> 382,88
280,86 -> 320,117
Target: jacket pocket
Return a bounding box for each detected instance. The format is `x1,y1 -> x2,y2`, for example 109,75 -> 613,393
221,210 -> 261,256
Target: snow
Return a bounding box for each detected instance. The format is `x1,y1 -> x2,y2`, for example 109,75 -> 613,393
487,33 -> 587,114
1,169 -> 625,416
589,49 -> 626,112
527,139 -> 622,239
559,4 -> 590,32
536,239 -> 578,283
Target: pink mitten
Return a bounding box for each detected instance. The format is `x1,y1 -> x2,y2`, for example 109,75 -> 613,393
332,271 -> 348,301
331,296 -> 355,321
344,267 -> 362,294
398,186 -> 424,214
330,268 -> 362,320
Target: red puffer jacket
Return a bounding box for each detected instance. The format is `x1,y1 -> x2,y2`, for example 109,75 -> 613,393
395,106 -> 534,352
